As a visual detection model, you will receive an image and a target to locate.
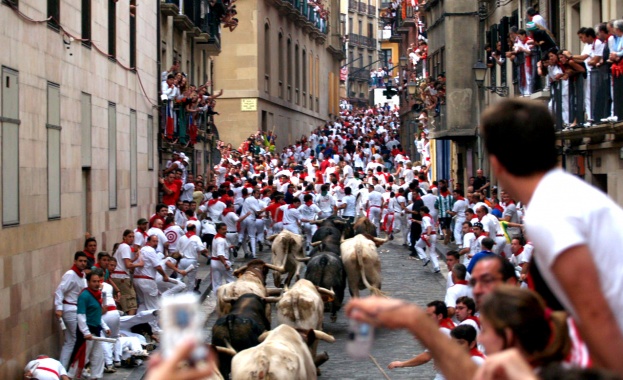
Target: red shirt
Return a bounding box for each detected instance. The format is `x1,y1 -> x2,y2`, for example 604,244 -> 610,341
162,179 -> 181,206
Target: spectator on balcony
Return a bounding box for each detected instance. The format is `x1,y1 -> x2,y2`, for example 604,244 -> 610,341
490,41 -> 506,67
526,7 -> 547,30
545,50 -> 570,127
526,22 -> 558,54
570,27 -> 604,126
557,50 -> 586,128
610,19 -> 623,120
161,59 -> 180,82
513,29 -> 535,97
594,23 -> 615,123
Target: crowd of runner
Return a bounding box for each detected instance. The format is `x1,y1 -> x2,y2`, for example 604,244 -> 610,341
36,99 -> 623,380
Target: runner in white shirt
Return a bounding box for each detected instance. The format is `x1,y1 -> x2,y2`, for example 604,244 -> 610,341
412,206 -> 440,273
211,223 -> 236,293
111,230 -> 141,316
282,198 -> 303,234
444,264 -> 473,319
54,252 -> 88,368
208,196 -> 227,222
178,224 -> 208,292
239,188 -> 264,258
299,194 -> 322,250
315,184 -> 336,219
338,187 -> 357,222
156,253 -> 188,296
459,221 -> 476,267
133,236 -> 168,312
159,218 -> 182,255
468,222 -> 488,268
24,355 -> 69,380
449,190 -> 468,246
366,184 -> 384,236
214,161 -> 229,186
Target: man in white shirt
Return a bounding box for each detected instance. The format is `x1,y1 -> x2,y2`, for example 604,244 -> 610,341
449,189 -> 468,246
481,99 -> 623,374
412,206 -> 440,273
54,252 -> 88,368
444,264 -> 473,318
208,194 -> 227,222
134,235 -> 169,312
24,355 -> 70,380
162,218 -> 183,255
282,198 -> 303,234
111,230 -> 142,316
299,194 -> 322,250
365,183 -> 384,235
458,222 -> 476,267
573,27 -> 604,124
421,190 -> 438,227
178,224 -> 208,292
211,223 -> 236,293
315,184 -> 336,219
239,188 -> 264,259
338,187 -> 357,223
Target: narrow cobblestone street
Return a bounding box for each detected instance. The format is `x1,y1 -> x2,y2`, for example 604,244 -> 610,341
202,231 -> 449,379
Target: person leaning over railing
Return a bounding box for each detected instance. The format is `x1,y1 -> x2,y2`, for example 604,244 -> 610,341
608,19 -> 623,120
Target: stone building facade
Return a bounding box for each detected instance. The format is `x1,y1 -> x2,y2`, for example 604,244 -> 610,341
212,0 -> 344,150
0,1 -> 159,378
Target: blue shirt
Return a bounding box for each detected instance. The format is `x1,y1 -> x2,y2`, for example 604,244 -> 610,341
467,250 -> 496,273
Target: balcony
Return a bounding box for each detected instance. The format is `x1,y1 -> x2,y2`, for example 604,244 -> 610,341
358,1 -> 367,14
401,4 -> 416,27
197,11 -> 222,54
161,1 -> 179,17
349,33 -> 361,47
348,66 -> 369,82
368,4 -> 376,17
348,0 -> 358,12
280,0 -> 328,35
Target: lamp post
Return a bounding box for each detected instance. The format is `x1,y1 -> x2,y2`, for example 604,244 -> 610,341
399,56 -> 408,68
472,60 -> 509,97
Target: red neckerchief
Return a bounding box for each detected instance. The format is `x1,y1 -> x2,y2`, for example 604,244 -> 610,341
470,347 -> 486,359
455,196 -> 465,201
189,217 -> 198,221
83,287 -> 102,305
439,318 -> 456,330
513,246 -> 524,257
215,233 -> 226,239
423,213 -> 432,220
305,201 -> 314,207
83,250 -> 95,261
136,227 -> 148,239
185,230 -> 196,238
94,263 -> 102,268
71,264 -> 85,278
479,232 -> 488,238
207,198 -> 219,206
454,280 -> 469,285
222,207 -> 234,216
465,315 -> 481,328
288,204 -> 298,209
440,190 -> 450,197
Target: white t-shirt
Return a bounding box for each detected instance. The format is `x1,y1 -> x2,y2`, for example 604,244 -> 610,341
283,206 -> 301,225
315,193 -> 336,215
208,200 -> 226,222
341,195 -> 357,217
112,243 -> 134,278
222,212 -> 239,232
298,203 -> 321,221
134,246 -> 161,279
162,225 -> 184,253
526,169 -> 623,334
368,191 -> 384,207
241,197 -> 262,221
452,199 -> 468,219
444,283 -> 473,308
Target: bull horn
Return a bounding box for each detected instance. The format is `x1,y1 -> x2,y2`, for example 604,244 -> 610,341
295,257 -> 311,262
313,330 -> 336,343
233,265 -> 248,276
258,331 -> 270,342
333,219 -> 346,225
310,241 -> 323,247
340,235 -> 345,243
310,218 -> 325,225
265,263 -> 287,273
316,287 -> 335,297
263,296 -> 282,303
214,346 -> 237,356
266,234 -> 278,241
221,296 -> 239,304
373,237 -> 388,245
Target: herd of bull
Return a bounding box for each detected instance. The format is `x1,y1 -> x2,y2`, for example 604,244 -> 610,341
210,216 -> 389,379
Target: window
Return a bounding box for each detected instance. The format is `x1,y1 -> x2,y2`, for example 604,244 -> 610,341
147,115 -> 154,170
81,0 -> 91,47
349,17 -> 353,34
295,44 -> 300,104
1,67 -> 19,226
81,92 -> 91,168
381,49 -> 391,68
315,56 -> 320,111
278,33 -> 284,98
130,110 -> 137,206
287,38 -> 292,101
302,49 -> 307,106
47,83 -> 61,219
108,103 -> 117,209
358,20 -> 362,35
129,0 -> 136,68
264,23 -> 270,93
48,0 -> 60,30
368,23 -> 373,38
108,0 -> 116,59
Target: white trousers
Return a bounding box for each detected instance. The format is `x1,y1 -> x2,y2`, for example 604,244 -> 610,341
68,339 -> 105,379
272,222 -> 283,235
301,222 -> 318,247
585,72 -> 592,120
60,305 -> 78,368
368,207 -> 382,236
493,236 -> 508,257
179,258 -> 198,291
134,278 -> 160,312
415,234 -> 439,270
211,261 -> 236,293
102,310 -> 120,365
283,223 -> 300,234
453,217 -> 465,247
239,218 -> 257,256
255,219 -> 266,243
157,276 -> 187,296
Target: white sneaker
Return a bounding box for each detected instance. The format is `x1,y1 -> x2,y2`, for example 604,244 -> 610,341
601,116 -> 618,123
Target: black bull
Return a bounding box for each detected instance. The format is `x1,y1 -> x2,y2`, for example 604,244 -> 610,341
303,251 -> 346,323
212,294 -> 271,378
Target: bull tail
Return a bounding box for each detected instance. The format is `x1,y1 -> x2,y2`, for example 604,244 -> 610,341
355,242 -> 386,298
